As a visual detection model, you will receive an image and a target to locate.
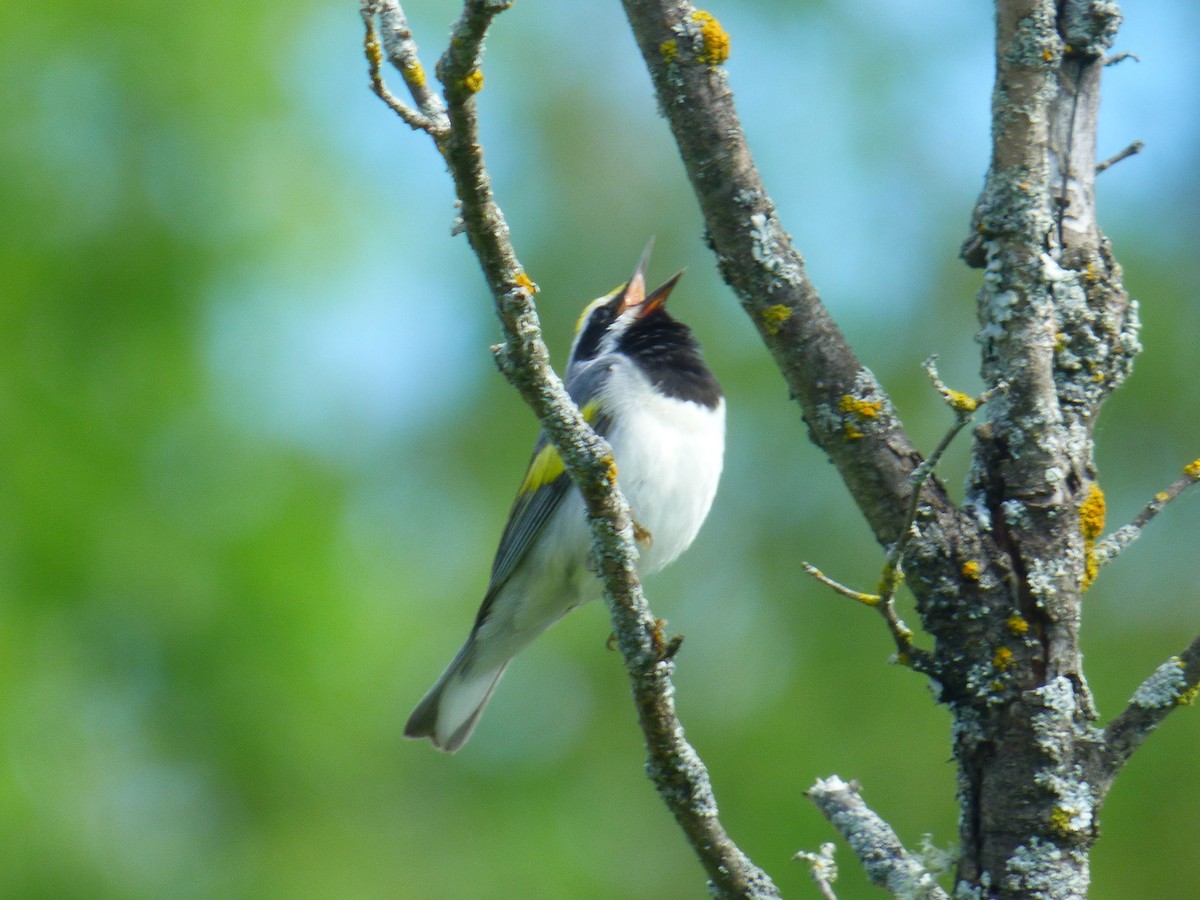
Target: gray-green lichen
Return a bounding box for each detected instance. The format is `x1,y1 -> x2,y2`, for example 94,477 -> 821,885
1030,676 -> 1077,761
1130,657 -> 1188,709
1061,0 -> 1122,57
747,212 -> 804,289
1003,836 -> 1090,897
1036,769 -> 1095,836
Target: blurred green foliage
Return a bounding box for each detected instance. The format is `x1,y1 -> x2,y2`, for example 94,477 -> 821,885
1,1 -> 1197,897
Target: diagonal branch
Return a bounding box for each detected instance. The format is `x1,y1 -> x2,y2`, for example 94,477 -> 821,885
1093,460 -> 1200,570
363,2 -> 779,896
619,1 -> 949,549
1096,633 -> 1200,795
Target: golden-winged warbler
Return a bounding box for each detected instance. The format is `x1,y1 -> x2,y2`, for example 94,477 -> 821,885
405,244 -> 724,751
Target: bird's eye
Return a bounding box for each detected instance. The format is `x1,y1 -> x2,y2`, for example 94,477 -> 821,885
571,297 -> 621,363
574,296 -> 611,334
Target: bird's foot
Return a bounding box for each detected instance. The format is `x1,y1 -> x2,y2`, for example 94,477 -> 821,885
606,619 -> 683,661
633,520 -> 653,548
650,618 -> 683,661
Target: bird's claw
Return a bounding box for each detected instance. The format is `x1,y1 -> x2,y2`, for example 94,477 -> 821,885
650,618 -> 683,662
633,520 -> 653,548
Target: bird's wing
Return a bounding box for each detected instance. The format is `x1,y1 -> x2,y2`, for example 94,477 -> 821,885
478,367 -> 613,618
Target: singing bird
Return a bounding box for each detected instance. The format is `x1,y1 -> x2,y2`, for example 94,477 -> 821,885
405,245 -> 725,751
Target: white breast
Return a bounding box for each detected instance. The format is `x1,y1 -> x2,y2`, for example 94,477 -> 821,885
601,363 -> 726,574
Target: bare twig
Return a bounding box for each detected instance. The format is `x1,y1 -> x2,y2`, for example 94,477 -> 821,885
801,561 -> 927,671
881,359 -> 1001,591
806,777 -> 950,900
1095,140 -> 1144,174
360,1 -> 447,136
795,842 -> 839,900
801,563 -> 881,607
1104,51 -> 1140,66
802,361 -> 1000,672
1097,632 -> 1200,793
1093,460 -> 1200,569
363,3 -> 778,896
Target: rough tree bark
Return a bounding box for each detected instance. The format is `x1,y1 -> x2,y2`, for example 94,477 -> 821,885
362,1 -> 1199,897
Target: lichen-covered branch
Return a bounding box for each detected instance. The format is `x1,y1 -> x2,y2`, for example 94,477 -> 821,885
1096,633 -> 1200,793
806,777 -> 949,900
360,2 -> 447,136
362,3 -> 778,896
946,1 -> 1139,895
620,0 -> 954,550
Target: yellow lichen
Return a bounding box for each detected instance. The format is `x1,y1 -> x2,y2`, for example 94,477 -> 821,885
843,423 -> 864,441
1155,491 -> 1170,504
876,568 -> 904,599
762,303 -> 792,335
603,453 -> 619,485
366,36 -> 383,69
1006,613 -> 1030,636
659,38 -> 678,63
945,390 -> 977,413
961,560 -> 981,581
1049,806 -> 1074,836
691,10 -> 730,66
404,61 -> 426,88
462,69 -> 484,93
1080,482 -> 1106,591
1184,458 -> 1200,480
993,647 -> 1014,671
1178,682 -> 1200,707
514,270 -> 538,294
1080,482 -> 1106,541
1054,332 -> 1068,352
839,394 -> 882,419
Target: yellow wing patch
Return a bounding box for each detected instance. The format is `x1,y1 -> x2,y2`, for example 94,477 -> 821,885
517,403 -> 604,495
519,444 -> 564,495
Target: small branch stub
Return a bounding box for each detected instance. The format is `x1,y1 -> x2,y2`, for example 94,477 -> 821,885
806,776 -> 950,900
795,842 -> 839,900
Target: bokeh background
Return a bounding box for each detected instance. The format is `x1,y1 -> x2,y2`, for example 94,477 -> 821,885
2,1 -> 1198,897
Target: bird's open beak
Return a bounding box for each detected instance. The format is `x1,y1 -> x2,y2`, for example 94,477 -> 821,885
617,239 -> 684,317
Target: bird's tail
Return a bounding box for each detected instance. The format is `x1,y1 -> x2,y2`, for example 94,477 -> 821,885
404,641 -> 509,753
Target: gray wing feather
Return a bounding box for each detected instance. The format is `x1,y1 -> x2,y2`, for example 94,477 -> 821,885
476,363 -> 613,623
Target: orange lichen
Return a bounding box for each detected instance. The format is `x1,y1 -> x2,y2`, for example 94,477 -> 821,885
514,270 -> 538,294
1080,482 -> 1106,590
961,560 -> 981,581
839,394 -> 882,419
691,10 -> 730,66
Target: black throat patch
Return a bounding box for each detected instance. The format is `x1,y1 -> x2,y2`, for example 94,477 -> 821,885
617,310 -> 723,409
